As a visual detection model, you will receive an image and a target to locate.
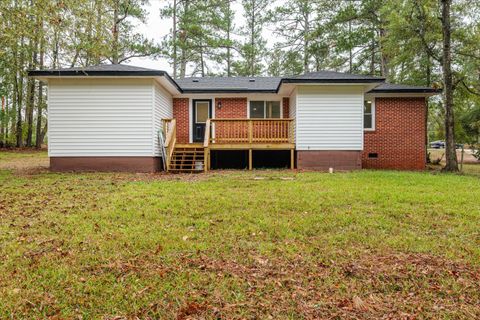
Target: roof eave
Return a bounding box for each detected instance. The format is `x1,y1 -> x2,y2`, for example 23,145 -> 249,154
276,78 -> 385,92
181,89 -> 278,94
369,89 -> 441,94
281,78 -> 385,84
28,70 -> 167,77
28,69 -> 183,94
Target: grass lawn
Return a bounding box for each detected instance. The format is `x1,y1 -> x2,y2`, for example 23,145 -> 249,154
1,150 -> 479,319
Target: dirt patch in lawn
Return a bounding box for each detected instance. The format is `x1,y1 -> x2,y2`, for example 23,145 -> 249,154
130,250 -> 480,319
0,149 -> 49,173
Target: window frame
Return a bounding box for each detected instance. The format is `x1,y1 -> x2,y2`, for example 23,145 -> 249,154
364,99 -> 375,131
247,99 -> 283,119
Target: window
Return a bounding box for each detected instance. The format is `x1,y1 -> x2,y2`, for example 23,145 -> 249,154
195,101 -> 209,123
364,100 -> 375,130
250,101 -> 265,118
249,101 -> 281,118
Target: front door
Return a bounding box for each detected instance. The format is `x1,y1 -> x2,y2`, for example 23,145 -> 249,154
192,99 -> 212,142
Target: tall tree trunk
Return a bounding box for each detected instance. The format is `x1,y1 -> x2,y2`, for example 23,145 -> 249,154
26,49 -> 38,146
36,36 -> 45,148
349,20 -> 353,73
180,50 -> 187,78
11,80 -> 17,141
26,0 -> 37,146
35,82 -> 44,148
40,121 -> 48,144
425,55 -> 431,163
370,26 -> 375,75
227,30 -> 231,77
15,75 -> 23,148
250,3 -> 255,76
379,28 -> 389,79
95,0 -> 103,64
15,36 -> 25,148
112,1 -> 119,64
172,0 -> 178,78
426,55 -> 431,86
303,7 -> 309,73
52,27 -> 59,69
226,1 -> 232,77
179,0 -> 189,78
25,76 -> 35,146
441,0 -> 458,172
0,95 -> 5,147
200,48 -> 205,77
4,97 -> 8,147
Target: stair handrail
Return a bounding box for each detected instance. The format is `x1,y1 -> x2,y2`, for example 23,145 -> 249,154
203,119 -> 211,148
163,118 -> 176,171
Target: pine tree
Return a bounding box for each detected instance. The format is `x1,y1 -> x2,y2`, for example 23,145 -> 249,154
160,0 -> 236,78
233,0 -> 269,76
108,0 -> 159,64
269,0 -> 316,74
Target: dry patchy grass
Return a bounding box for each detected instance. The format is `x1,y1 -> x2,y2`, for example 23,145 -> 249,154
1,151 -> 479,319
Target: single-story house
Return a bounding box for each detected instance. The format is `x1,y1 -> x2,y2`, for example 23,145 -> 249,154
29,64 -> 440,173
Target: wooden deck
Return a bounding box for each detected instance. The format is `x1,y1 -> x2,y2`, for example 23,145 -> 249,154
163,118 -> 295,172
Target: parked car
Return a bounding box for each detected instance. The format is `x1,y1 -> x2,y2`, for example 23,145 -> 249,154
430,140 -> 445,149
430,141 -> 464,149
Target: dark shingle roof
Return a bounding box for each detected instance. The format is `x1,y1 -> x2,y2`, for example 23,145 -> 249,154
29,65 -> 439,95
282,71 -> 385,82
176,76 -> 282,93
28,64 -> 182,92
28,64 -> 168,77
177,71 -> 386,93
368,83 -> 441,93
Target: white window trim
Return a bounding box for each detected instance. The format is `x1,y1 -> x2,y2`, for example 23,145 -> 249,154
364,99 -> 375,131
247,99 -> 283,119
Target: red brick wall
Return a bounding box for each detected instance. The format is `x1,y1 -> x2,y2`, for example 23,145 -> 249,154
216,98 -> 247,118
283,97 -> 290,118
173,97 -> 292,144
215,97 -> 290,118
363,97 -> 427,170
173,98 -> 189,143
297,151 -> 362,171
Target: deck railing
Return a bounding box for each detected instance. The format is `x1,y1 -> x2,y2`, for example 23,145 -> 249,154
204,118 -> 294,146
162,118 -> 176,170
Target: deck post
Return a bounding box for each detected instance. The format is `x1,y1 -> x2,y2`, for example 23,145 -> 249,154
290,149 -> 295,169
248,149 -> 252,170
208,149 -> 211,170
204,148 -> 209,172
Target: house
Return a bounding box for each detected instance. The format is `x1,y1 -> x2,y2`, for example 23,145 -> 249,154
29,64 -> 439,173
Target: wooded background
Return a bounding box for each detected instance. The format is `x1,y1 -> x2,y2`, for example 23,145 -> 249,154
1,0 -> 479,164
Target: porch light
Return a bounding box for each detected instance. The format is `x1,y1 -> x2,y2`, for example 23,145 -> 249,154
217,101 -> 222,109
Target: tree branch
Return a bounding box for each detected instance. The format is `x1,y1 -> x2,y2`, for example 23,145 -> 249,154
462,80 -> 480,96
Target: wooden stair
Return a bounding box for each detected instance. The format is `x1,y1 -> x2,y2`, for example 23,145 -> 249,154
168,146 -> 205,173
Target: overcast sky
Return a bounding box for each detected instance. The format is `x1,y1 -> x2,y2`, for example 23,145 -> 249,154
127,0 -> 248,73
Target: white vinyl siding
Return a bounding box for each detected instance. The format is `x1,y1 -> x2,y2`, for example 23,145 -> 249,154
48,78 -> 155,157
289,89 -> 297,143
153,81 -> 173,155
296,86 -> 364,150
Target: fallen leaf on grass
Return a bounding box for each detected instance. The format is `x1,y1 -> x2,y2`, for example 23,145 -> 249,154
352,295 -> 368,311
